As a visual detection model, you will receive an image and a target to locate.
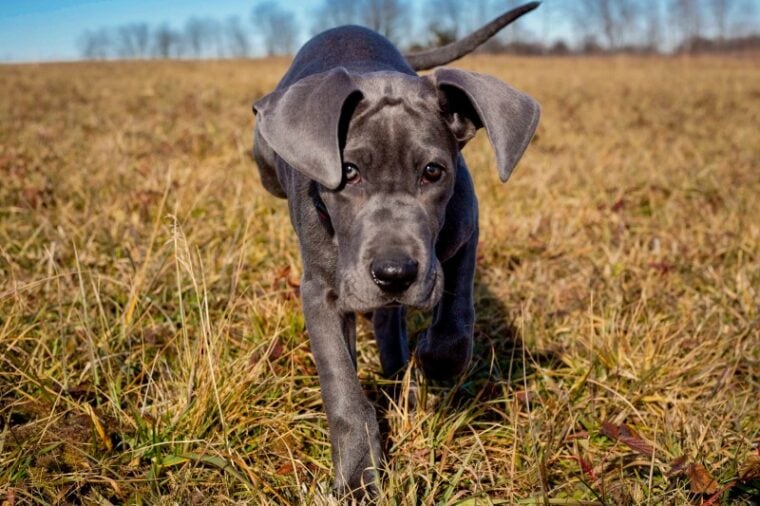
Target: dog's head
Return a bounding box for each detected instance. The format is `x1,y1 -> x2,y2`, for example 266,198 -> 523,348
254,68 -> 539,312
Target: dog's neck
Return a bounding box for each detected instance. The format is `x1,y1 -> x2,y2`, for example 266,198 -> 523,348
309,184 -> 334,235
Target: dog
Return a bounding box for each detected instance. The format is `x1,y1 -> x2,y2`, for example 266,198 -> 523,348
252,2 -> 541,498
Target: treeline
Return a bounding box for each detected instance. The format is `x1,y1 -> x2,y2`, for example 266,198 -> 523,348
79,0 -> 760,59
79,17 -> 253,59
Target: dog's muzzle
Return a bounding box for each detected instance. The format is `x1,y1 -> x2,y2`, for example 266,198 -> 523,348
370,253 -> 419,293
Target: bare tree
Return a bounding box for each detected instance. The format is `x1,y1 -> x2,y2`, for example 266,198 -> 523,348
203,18 -> 226,58
78,28 -> 111,59
504,0 -> 533,43
184,17 -> 228,57
113,23 -> 150,58
185,17 -> 212,58
569,0 -> 640,50
153,25 -> 172,58
252,1 -> 299,56
670,0 -> 703,51
635,0 -> 663,51
362,0 -> 410,45
427,0 -> 465,38
225,16 -> 251,58
115,26 -> 137,58
133,23 -> 151,58
312,0 -> 362,35
708,0 -> 736,41
731,0 -> 759,37
153,24 -> 184,58
470,0 -> 493,32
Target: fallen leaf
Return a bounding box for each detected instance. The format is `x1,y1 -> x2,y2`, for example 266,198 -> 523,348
703,481 -> 736,506
269,339 -> 285,360
515,390 -> 536,405
276,462 -> 294,475
600,420 -> 655,457
739,453 -> 760,481
687,463 -> 719,495
667,455 -> 689,477
620,433 -> 655,457
600,420 -> 621,439
576,453 -> 596,480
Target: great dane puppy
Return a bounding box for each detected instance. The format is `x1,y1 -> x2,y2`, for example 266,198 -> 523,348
252,2 -> 541,498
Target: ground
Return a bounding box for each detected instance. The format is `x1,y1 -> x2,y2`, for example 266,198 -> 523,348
0,55 -> 758,504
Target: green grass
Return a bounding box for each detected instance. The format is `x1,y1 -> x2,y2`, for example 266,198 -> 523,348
1,55 -> 758,504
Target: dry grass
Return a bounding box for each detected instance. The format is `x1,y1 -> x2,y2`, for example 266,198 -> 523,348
0,55 -> 758,504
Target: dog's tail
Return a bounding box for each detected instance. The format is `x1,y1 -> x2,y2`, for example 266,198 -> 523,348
404,2 -> 540,71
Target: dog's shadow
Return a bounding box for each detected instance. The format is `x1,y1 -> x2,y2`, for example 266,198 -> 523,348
366,272 -> 560,446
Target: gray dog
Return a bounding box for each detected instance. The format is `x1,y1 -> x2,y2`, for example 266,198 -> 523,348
252,2 -> 541,498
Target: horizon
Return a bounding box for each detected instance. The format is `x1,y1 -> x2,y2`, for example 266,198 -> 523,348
1,0 -> 757,63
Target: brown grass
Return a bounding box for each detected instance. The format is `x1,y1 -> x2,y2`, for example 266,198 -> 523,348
0,55 -> 758,504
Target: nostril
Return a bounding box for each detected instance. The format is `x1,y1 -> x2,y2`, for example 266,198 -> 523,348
370,257 -> 419,292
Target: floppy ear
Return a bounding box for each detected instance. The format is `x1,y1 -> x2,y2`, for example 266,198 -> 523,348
431,67 -> 540,183
253,68 -> 361,189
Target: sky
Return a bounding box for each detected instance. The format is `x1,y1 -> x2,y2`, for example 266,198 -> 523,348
0,0 -> 268,61
0,0 -> 558,62
1,0 -> 757,63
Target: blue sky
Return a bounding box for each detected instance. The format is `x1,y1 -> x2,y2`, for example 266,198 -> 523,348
0,0 -> 562,62
0,0 -> 269,61
1,1 -> 757,62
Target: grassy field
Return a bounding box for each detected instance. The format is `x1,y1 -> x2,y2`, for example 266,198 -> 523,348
1,55 -> 758,504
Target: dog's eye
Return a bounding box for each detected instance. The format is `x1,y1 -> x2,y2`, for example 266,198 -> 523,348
422,163 -> 444,184
343,163 -> 361,185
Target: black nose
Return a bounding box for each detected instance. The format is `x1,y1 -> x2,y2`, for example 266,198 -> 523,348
370,255 -> 419,293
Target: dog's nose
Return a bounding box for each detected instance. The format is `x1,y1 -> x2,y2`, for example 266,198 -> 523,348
370,255 -> 419,293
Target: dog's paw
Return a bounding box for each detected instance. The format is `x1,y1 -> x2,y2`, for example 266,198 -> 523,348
415,328 -> 473,381
333,462 -> 379,503
331,418 -> 383,503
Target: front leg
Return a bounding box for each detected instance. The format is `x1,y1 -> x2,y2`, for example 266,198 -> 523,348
373,306 -> 409,378
416,227 -> 478,381
301,278 -> 382,498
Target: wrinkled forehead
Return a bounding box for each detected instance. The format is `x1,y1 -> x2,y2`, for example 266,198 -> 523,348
353,71 -> 437,102
345,72 -> 454,157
